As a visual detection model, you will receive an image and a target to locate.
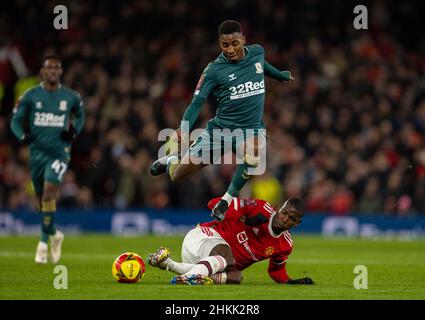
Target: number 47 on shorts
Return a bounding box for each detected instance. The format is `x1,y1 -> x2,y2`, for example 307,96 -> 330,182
50,160 -> 68,180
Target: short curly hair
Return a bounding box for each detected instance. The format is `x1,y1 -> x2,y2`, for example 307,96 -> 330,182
218,20 -> 242,36
41,54 -> 61,66
279,197 -> 305,218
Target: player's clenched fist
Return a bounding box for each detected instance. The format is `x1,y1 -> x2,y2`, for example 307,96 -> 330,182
60,126 -> 77,143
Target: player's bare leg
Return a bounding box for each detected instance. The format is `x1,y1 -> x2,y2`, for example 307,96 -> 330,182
209,244 -> 236,268
152,245 -> 217,285
34,201 -> 48,265
150,128 -> 187,177
210,269 -> 243,284
41,182 -> 63,264
150,149 -> 207,183
148,246 -> 196,274
168,243 -> 229,285
36,182 -> 58,263
169,154 -> 207,183
149,244 -> 239,285
212,135 -> 265,221
34,190 -> 48,264
208,244 -> 241,284
148,246 -> 195,273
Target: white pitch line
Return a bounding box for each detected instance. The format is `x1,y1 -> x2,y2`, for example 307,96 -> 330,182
284,257 -> 425,266
1,251 -> 423,266
0,251 -> 114,260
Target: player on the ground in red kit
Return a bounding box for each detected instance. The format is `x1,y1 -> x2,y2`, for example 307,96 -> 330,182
148,196 -> 314,285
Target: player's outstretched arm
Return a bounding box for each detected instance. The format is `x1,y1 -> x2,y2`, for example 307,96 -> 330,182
268,255 -> 313,285
10,93 -> 34,145
264,60 -> 294,82
181,95 -> 206,132
268,258 -> 291,284
180,63 -> 217,132
72,95 -> 86,134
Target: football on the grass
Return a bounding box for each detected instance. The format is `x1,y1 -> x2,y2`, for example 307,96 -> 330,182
112,252 -> 146,283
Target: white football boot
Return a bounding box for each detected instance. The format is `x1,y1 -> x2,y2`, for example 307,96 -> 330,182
35,241 -> 48,264
50,231 -> 64,263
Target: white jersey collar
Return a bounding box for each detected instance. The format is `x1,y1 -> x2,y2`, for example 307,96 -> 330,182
268,212 -> 285,238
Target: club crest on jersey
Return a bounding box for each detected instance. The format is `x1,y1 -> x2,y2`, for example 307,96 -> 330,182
59,100 -> 67,111
264,246 -> 274,256
228,73 -> 237,81
36,101 -> 42,109
255,62 -> 263,74
237,231 -> 248,243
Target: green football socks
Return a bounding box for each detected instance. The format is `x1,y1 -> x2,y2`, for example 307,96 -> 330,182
40,200 -> 57,243
227,163 -> 252,197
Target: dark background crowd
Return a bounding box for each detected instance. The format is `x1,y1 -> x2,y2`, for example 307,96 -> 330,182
1,0 -> 425,216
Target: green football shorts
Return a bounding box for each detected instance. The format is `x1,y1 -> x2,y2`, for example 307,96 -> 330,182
188,128 -> 267,165
30,157 -> 69,196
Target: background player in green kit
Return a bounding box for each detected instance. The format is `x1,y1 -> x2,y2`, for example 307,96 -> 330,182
150,20 -> 294,221
10,55 -> 85,264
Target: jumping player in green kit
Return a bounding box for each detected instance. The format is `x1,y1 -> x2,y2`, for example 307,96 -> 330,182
10,55 -> 85,264
150,20 -> 294,221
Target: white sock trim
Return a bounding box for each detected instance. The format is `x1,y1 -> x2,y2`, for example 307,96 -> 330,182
166,258 -> 195,274
222,192 -> 234,205
211,272 -> 227,284
183,255 -> 228,277
167,155 -> 178,165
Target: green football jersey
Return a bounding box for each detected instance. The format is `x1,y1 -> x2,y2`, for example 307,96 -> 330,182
194,44 -> 266,131
10,83 -> 85,161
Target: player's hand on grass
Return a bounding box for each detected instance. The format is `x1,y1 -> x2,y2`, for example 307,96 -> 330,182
60,126 -> 77,143
286,277 -> 314,285
20,134 -> 35,145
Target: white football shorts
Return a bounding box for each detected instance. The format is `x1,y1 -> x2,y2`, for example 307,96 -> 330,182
181,225 -> 230,264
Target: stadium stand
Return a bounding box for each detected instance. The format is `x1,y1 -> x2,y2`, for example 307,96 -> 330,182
1,0 -> 425,215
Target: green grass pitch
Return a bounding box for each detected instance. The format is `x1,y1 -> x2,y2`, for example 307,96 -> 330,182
0,234 -> 424,300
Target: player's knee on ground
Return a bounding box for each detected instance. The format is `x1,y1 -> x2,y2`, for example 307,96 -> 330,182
226,270 -> 243,284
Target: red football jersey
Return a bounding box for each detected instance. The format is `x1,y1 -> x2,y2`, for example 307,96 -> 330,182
200,197 -> 294,283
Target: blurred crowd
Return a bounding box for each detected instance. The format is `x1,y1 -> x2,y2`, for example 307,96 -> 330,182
1,0 -> 425,215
